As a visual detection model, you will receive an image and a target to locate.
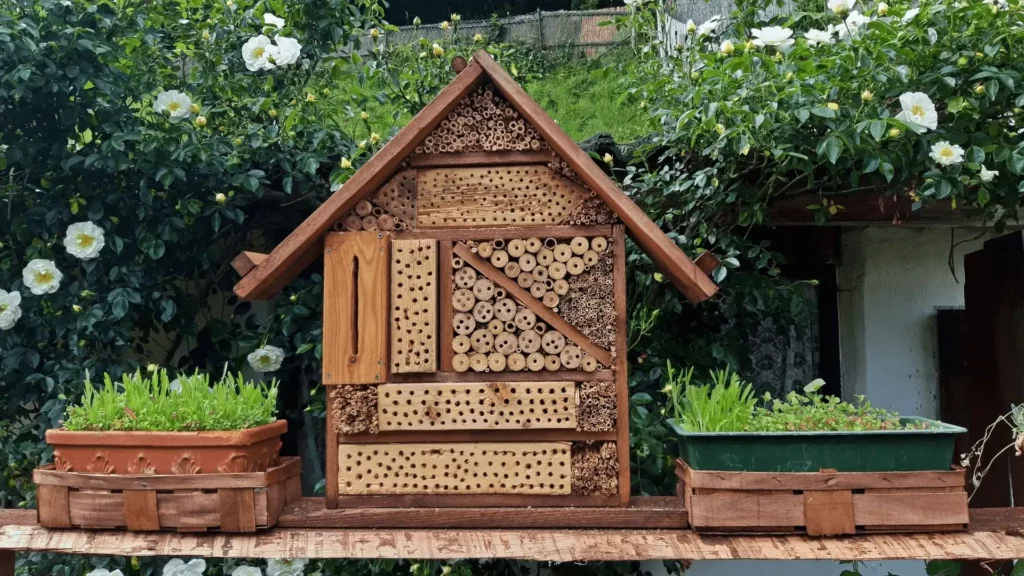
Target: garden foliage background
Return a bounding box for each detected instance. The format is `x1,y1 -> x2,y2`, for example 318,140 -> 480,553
1,0 -> 1023,573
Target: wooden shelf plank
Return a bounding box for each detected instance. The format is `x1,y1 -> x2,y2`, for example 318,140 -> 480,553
0,507 -> 1023,560
278,497 -> 685,528
409,151 -> 554,168
388,370 -> 613,383
337,429 -> 616,444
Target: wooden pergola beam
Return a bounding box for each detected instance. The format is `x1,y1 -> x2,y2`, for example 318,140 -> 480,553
0,506 -> 1022,562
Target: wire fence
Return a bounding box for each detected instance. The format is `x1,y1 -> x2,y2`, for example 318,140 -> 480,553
383,8 -> 629,54
659,0 -> 796,48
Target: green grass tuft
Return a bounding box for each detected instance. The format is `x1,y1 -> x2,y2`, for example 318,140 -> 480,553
62,369 -> 279,432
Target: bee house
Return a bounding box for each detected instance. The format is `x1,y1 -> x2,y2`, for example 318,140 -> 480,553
232,51 -> 718,511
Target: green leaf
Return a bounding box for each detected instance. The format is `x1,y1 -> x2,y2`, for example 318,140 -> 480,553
810,106 -> 835,119
881,162 -> 895,182
925,560 -> 961,576
869,120 -> 885,141
947,96 -> 965,113
985,78 -> 999,98
968,146 -> 985,164
863,154 -> 880,173
824,138 -> 842,164
632,392 -> 653,405
795,109 -> 810,123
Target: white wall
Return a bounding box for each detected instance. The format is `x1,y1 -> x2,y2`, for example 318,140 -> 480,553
837,227 -> 988,417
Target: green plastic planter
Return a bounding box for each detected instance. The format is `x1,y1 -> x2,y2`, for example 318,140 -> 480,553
667,417 -> 966,472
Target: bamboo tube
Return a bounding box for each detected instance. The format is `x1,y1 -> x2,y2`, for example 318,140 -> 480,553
355,199 -> 374,217
492,239 -> 506,250
553,279 -> 570,295
530,282 -> 547,299
553,244 -> 573,263
570,237 -> 590,255
525,238 -> 543,253
542,292 -> 560,308
452,335 -> 471,354
452,354 -> 471,372
537,249 -> 554,266
494,287 -> 506,300
504,262 -> 521,278
581,355 -> 599,373
490,250 -> 509,268
506,353 -> 526,371
471,329 -> 494,353
473,301 -> 494,323
453,289 -> 476,312
567,257 -> 586,276
507,239 -> 526,257
559,345 -> 582,369
532,266 -> 549,282
526,352 -> 545,372
519,253 -> 536,272
453,312 -> 476,336
488,318 -> 504,335
376,213 -> 396,231
495,332 -> 518,355
472,278 -> 495,301
542,330 -> 566,354
455,267 -> 477,288
494,298 -> 517,321
548,262 -> 567,280
518,330 -> 541,353
517,272 -> 534,289
477,242 -> 494,258
452,256 -> 465,270
582,250 -> 600,267
533,322 -> 548,334
470,353 -> 489,372
544,355 -> 561,371
543,238 -> 558,249
591,237 -> 609,253
488,353 -> 507,372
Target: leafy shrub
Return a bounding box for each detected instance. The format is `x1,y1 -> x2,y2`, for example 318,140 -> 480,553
63,369 -> 278,432
664,363 -> 757,432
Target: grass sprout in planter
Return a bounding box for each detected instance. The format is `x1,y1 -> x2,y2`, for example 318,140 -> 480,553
664,365 -> 966,472
63,368 -> 278,432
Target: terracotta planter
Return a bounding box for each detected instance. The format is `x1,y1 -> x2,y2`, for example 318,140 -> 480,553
45,420 -> 287,475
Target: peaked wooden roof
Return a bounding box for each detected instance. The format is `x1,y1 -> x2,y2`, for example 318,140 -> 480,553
233,50 -> 718,303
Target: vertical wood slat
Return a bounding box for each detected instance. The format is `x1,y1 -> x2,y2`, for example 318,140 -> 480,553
122,490 -> 161,531
439,241 -> 455,372
323,231 -> 391,385
803,490 -> 855,536
390,239 -> 439,373
0,551 -> 14,576
36,485 -> 71,529
326,397 -> 340,509
218,488 -> 257,533
612,224 -> 630,507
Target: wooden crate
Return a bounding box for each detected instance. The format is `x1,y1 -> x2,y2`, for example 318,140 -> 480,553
34,457 -> 302,532
675,459 -> 969,536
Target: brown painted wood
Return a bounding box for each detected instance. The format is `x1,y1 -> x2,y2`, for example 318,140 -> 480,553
770,191 -> 966,225
68,491 -> 124,528
410,151 -> 553,168
937,308 -> 972,461
0,551 -> 12,576
277,496 -> 686,528
334,494 -> 618,508
326,400 -> 339,510
804,490 -> 855,536
398,225 -> 614,242
34,456 -> 301,490
34,485 -> 70,529
219,488 -> 257,533
439,240 -> 455,372
231,251 -> 268,277
454,242 -> 613,367
471,50 -> 717,304
612,224 -> 629,506
678,461 -> 966,491
122,490 -> 161,531
853,492 -> 970,526
233,59 -> 485,301
388,370 -> 613,383
323,232 -> 390,385
3,508 -> 1024,560
693,251 -> 720,276
337,429 -> 616,444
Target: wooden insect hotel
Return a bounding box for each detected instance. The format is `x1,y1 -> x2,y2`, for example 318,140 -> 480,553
232,51 -> 719,511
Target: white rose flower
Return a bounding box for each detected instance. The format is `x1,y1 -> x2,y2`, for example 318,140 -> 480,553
263,13 -> 286,28
894,92 -> 938,132
268,36 -> 302,67
686,19 -> 697,33
900,7 -> 920,23
232,567 -> 263,576
0,290 -> 21,331
267,559 -> 309,576
163,559 -> 207,576
248,345 -> 286,372
87,570 -> 125,576
242,35 -> 276,71
696,15 -> 722,37
804,28 -> 835,45
153,90 -> 193,121
63,221 -> 106,260
837,10 -> 871,38
751,26 -> 794,50
828,0 -> 854,14
980,166 -> 999,182
930,141 -> 965,166
22,259 -> 62,296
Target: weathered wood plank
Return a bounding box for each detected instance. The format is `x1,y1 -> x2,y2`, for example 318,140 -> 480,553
397,226 -> 614,242
389,370 -> 613,383
612,224 -> 629,507
678,462 -> 966,491
410,151 -> 553,168
336,429 -> 616,444
122,490 -> 161,532
804,490 -> 855,536
323,231 -> 390,385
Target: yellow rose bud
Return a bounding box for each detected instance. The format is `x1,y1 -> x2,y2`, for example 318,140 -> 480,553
686,20 -> 696,33
451,14 -> 461,22
744,39 -> 755,51
233,137 -> 243,146
785,72 -> 794,81
269,109 -> 278,118
440,21 -> 450,31
860,90 -> 873,101
370,28 -> 379,39
832,3 -> 848,15
474,33 -> 484,43
358,140 -> 367,149
131,557 -> 140,570
827,102 -> 840,111
202,30 -> 211,41
441,567 -> 452,576
714,123 -> 726,135
215,192 -> 227,204
190,103 -> 200,114
974,84 -> 986,95
72,304 -> 82,313
975,51 -> 984,59
877,2 -> 888,15
432,43 -> 444,57
360,111 -> 369,121
340,157 -> 352,169
306,93 -> 316,102
603,153 -> 613,164
740,144 -> 751,155
289,294 -> 298,302
194,115 -> 207,127
888,127 -> 901,138
146,364 -> 159,373
720,40 -> 735,55
226,0 -> 233,6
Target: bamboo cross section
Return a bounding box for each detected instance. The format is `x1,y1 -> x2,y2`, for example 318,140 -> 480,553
453,242 -> 612,367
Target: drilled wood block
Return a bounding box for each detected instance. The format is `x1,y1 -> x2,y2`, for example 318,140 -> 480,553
416,166 -> 588,228
372,169 -> 418,224
338,442 -> 571,495
391,239 -> 438,373
377,382 -> 577,431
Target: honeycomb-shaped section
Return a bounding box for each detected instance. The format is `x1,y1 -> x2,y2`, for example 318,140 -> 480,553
337,442 -> 572,495
377,382 -> 577,430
